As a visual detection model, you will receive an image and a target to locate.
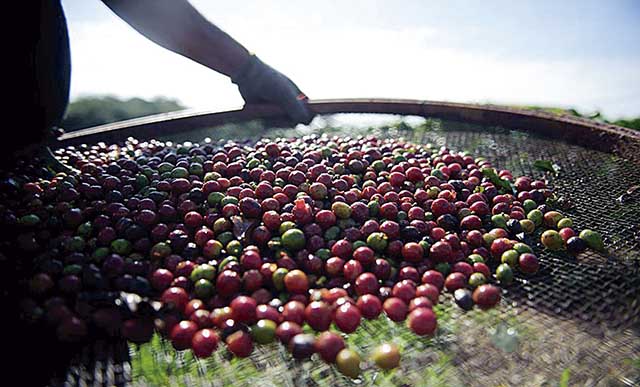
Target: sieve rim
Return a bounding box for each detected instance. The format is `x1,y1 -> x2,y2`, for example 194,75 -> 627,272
56,98 -> 640,155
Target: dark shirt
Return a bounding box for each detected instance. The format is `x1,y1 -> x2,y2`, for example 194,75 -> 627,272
3,5 -> 73,384
15,0 -> 71,151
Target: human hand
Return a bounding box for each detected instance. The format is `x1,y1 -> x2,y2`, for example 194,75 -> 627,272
232,55 -> 314,125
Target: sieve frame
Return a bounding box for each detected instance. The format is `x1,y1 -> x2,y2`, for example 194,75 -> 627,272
56,99 -> 640,157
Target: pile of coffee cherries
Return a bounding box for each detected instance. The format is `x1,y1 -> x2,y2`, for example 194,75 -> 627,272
2,133 -> 603,378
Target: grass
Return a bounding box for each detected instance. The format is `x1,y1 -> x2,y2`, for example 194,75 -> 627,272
128,299 -> 546,387
128,303 -> 461,386
128,292 -> 634,386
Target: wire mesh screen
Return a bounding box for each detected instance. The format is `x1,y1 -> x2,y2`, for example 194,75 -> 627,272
50,114 -> 640,387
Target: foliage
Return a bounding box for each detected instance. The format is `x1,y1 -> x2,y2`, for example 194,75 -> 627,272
533,160 -> 560,175
481,168 -> 515,194
519,105 -> 640,130
61,95 -> 185,131
613,117 -> 640,130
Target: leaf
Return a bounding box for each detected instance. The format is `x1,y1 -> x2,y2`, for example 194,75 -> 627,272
559,368 -> 571,387
481,168 -> 514,194
567,108 -> 582,117
533,160 -> 560,174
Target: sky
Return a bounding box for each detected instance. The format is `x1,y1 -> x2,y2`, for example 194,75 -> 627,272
61,0 -> 640,119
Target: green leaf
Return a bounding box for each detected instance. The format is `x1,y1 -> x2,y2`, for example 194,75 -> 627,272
567,108 -> 582,117
481,168 -> 514,194
533,160 -> 559,174
559,368 -> 571,387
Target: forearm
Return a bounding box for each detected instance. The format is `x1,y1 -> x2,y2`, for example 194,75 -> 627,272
102,0 -> 249,77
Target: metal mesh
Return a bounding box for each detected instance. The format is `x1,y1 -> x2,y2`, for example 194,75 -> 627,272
56,340 -> 131,387
50,115 -> 640,386
398,120 -> 640,324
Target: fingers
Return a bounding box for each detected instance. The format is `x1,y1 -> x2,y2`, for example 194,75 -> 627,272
234,55 -> 315,125
281,92 -> 314,125
239,77 -> 314,124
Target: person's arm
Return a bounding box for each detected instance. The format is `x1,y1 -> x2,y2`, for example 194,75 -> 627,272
102,0 -> 313,124
102,0 -> 248,77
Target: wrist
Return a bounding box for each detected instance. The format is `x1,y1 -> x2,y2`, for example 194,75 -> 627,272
231,54 -> 263,85
220,47 -> 251,77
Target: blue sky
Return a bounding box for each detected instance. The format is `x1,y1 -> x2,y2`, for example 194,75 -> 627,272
61,0 -> 640,118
